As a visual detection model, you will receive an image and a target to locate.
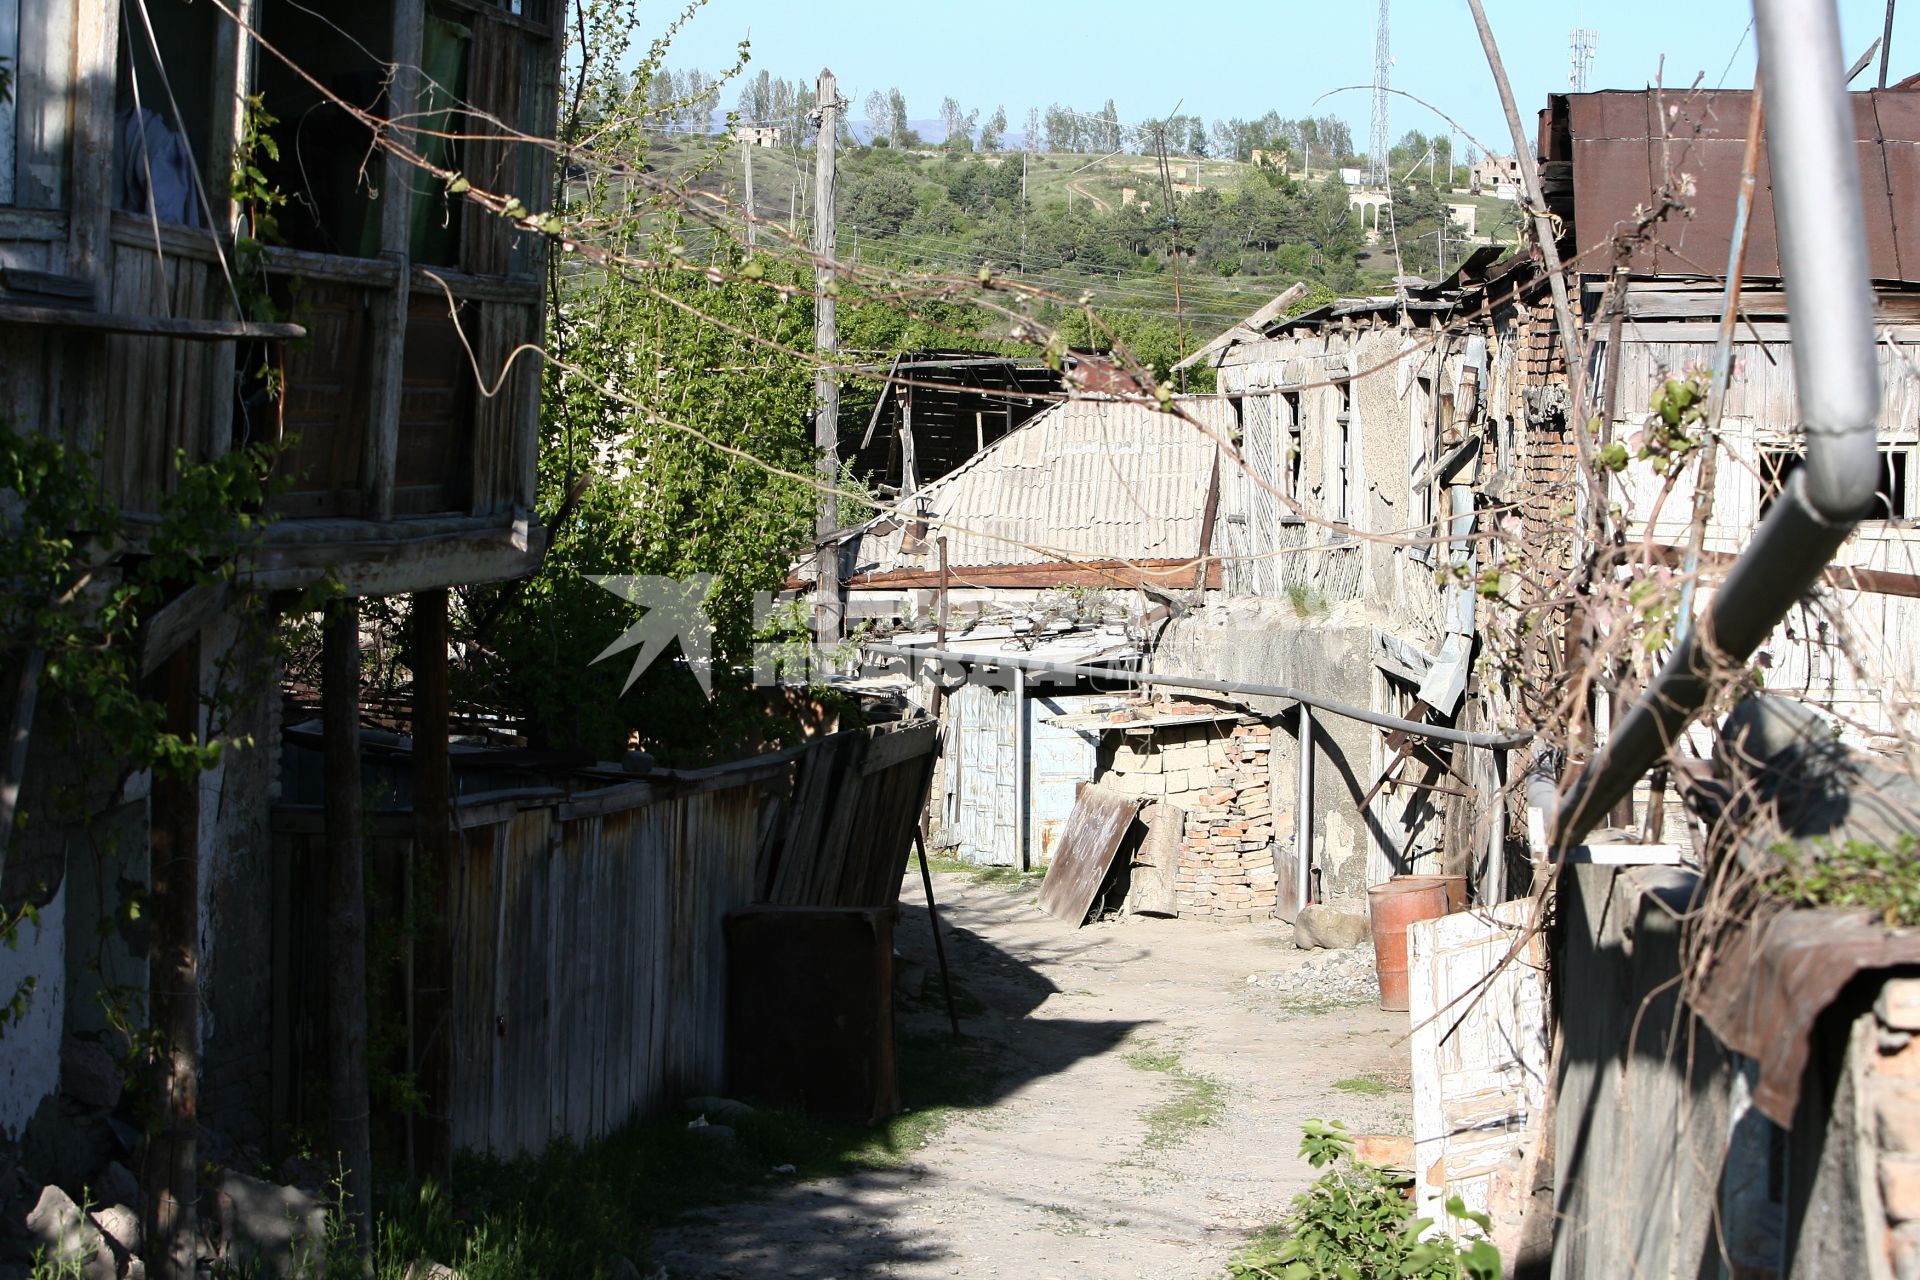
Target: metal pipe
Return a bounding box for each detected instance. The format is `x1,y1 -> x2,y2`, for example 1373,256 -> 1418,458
863,641 -> 1532,750
1551,0 -> 1881,850
1297,703 -> 1314,912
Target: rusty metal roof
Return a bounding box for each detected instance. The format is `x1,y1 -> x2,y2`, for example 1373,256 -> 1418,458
1549,88 -> 1920,281
846,396 -> 1239,576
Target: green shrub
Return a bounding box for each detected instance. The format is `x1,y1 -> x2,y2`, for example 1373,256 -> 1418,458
1226,1121 -> 1499,1280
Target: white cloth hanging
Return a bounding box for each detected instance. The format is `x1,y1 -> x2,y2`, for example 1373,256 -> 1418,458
113,106 -> 202,227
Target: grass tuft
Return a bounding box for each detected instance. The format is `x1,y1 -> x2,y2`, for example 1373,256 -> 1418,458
357,1029 -> 1002,1278
1331,1074 -> 1398,1096
1125,1040 -> 1225,1151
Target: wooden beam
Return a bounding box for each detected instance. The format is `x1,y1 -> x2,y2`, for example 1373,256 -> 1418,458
322,598 -> 373,1260
0,302 -> 305,341
139,583 -> 232,678
362,0 -> 425,523
410,588 -> 453,1185
67,0 -> 119,303
837,558 -> 1225,591
245,523 -> 547,596
144,638 -> 200,1280
1650,542 -> 1920,600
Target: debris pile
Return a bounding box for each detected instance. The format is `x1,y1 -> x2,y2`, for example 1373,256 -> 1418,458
1174,723 -> 1281,921
1248,942 -> 1382,1007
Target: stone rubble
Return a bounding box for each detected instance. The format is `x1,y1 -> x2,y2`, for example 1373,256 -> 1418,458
1248,941 -> 1382,1006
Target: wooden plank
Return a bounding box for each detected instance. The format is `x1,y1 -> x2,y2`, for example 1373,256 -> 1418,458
860,721 -> 938,776
1036,785 -> 1142,925
556,781 -> 661,822
0,301 -> 305,340
138,582 -> 231,676
836,557 -> 1225,591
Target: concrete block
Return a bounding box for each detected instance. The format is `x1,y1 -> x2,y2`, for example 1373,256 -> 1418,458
22,1186 -> 115,1280
1882,1086 -> 1920,1154
1882,979 -> 1920,1033
212,1172 -> 327,1279
1883,1154 -> 1920,1223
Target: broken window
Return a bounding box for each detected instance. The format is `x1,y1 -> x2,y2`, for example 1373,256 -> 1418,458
1334,382 -> 1353,526
1280,390 -> 1304,524
112,0 -> 220,227
253,0 -> 399,257
1760,446 -> 1911,522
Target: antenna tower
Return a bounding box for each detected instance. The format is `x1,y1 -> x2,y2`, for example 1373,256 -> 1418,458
1570,28 -> 1597,92
1370,0 -> 1391,187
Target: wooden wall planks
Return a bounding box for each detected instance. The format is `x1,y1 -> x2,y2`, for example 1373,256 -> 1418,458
276,720 -> 937,1158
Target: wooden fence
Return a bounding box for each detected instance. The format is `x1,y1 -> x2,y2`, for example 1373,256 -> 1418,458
273,719 -> 937,1157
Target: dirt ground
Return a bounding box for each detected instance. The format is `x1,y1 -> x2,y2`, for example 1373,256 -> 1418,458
649,870 -> 1412,1279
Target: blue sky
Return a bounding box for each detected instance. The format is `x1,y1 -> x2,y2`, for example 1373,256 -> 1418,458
656,1 -> 1919,154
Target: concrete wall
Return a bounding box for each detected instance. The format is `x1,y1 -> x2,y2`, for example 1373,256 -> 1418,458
0,620 -> 281,1148
0,881 -> 65,1139
1156,600 -> 1388,905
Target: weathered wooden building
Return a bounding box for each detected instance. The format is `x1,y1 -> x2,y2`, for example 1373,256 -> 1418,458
0,0 -> 556,1182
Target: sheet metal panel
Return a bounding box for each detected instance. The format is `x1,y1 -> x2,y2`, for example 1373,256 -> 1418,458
1560,88 -> 1920,282
1027,692 -> 1103,864
849,396 -> 1238,575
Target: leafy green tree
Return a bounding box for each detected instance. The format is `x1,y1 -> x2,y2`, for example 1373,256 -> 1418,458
845,166 -> 919,236
939,96 -> 977,152
979,105 -> 1007,153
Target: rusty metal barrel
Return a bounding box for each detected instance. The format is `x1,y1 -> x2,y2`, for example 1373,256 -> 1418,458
1366,878 -> 1455,1012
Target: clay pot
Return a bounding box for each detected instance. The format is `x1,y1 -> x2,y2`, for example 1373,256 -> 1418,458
1367,878 -> 1454,1012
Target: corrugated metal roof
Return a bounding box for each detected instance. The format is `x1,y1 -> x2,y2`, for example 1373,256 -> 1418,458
1552,87 -> 1920,282
848,396 -> 1238,575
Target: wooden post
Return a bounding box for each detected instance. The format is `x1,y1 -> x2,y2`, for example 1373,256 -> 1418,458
899,384 -> 918,495
410,589 -> 453,1184
144,638 -> 200,1280
1013,663 -> 1029,871
812,69 -> 844,649
364,0 -> 424,521
743,135 -> 756,249
1296,703 -> 1314,911
323,599 -> 373,1265
930,538 -> 950,718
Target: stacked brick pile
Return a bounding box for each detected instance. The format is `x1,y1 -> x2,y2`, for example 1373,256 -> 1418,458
1174,723 -> 1282,921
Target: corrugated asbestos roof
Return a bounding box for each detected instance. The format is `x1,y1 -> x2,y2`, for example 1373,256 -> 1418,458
847,396 -> 1239,576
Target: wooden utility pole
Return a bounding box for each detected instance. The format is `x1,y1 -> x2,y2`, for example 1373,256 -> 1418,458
410,589 -> 453,1185
812,68 -> 845,649
145,637 -> 200,1280
323,598 -> 373,1268
743,135 -> 756,249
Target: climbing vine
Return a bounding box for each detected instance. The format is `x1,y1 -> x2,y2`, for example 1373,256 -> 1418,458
0,422 -> 294,1056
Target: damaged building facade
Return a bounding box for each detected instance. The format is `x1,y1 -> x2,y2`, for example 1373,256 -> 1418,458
0,0 -> 560,1247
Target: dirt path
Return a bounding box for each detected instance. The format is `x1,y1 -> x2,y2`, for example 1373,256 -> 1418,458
649,872 -> 1411,1279
1066,179 -> 1113,213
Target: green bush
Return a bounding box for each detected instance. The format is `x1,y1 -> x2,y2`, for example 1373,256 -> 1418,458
1226,1121 -> 1499,1280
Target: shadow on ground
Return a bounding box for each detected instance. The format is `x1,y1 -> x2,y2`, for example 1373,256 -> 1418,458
642,890 -> 1143,1279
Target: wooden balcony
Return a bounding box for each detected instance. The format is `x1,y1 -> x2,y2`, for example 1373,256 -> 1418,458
0,0 -> 557,597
